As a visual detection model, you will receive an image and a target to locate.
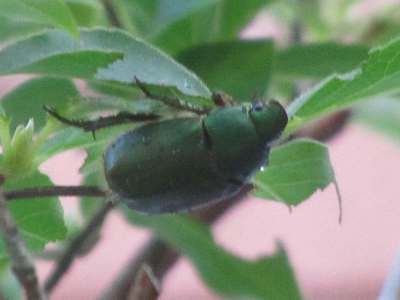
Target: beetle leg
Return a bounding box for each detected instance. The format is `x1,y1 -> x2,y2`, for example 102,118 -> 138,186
134,77 -> 209,115
211,92 -> 235,107
44,105 -> 160,138
227,177 -> 244,187
200,119 -> 213,150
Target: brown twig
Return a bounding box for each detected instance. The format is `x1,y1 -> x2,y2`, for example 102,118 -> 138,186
4,185 -> 108,201
293,110 -> 351,141
0,188 -> 46,300
44,200 -> 117,294
100,237 -> 177,300
128,264 -> 160,300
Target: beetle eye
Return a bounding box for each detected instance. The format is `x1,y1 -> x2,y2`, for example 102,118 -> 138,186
251,101 -> 264,112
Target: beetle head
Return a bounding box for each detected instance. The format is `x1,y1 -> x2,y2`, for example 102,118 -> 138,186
249,100 -> 288,143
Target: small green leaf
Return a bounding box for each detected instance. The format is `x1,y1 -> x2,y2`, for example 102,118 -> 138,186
276,43 -> 369,79
354,97 -> 400,142
125,212 -> 302,300
1,77 -> 79,132
177,40 -> 274,101
287,36 -> 400,132
3,172 -> 67,251
2,120 -> 36,177
254,139 -> 336,206
0,0 -> 79,37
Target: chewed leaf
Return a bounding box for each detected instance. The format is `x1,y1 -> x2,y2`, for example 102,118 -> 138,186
286,37 -> 400,133
254,139 -> 341,220
0,28 -> 213,109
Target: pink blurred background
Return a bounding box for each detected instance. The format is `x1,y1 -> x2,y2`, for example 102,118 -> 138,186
1,1 -> 400,299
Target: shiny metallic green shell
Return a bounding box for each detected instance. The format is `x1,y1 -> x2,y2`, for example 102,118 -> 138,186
104,101 -> 287,214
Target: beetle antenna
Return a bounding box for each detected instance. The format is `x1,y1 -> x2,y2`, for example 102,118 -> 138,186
44,106 -> 160,136
251,90 -> 261,102
134,76 -> 209,115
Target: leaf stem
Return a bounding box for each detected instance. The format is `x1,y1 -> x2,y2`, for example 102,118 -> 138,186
4,185 -> 108,201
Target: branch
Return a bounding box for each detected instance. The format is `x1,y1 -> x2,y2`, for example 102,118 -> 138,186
100,237 -> 177,300
128,264 -> 160,300
44,200 -> 117,294
0,188 -> 46,300
4,185 -> 108,201
99,184 -> 253,300
293,110 -> 351,142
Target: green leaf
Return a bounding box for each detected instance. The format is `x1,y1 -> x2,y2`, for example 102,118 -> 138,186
152,8 -> 218,55
287,37 -> 400,132
0,29 -> 213,108
152,0 -> 218,36
1,77 -> 79,132
125,212 -> 302,300
0,269 -> 22,299
253,139 -> 335,206
213,0 -> 270,39
276,43 -> 369,79
65,0 -> 102,27
3,172 -> 67,251
0,0 -> 79,37
117,0 -> 217,37
0,15 -> 45,43
0,33 -> 122,80
79,171 -> 106,219
177,40 -> 274,100
354,97 -> 400,142
152,0 -> 270,54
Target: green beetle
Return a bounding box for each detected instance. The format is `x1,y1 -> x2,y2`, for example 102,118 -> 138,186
46,80 -> 288,214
